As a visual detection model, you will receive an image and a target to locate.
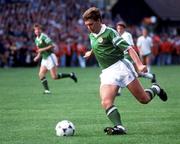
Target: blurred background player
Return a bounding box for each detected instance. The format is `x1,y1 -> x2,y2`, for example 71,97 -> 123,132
33,24 -> 77,94
137,28 -> 153,72
83,7 -> 167,135
116,21 -> 156,83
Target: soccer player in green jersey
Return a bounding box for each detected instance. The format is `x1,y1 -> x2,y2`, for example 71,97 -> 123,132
33,24 -> 77,94
82,7 -> 167,135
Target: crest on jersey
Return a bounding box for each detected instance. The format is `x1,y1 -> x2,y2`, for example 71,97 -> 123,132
98,37 -> 103,43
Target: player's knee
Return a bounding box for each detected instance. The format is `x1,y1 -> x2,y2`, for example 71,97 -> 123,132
39,72 -> 45,79
138,96 -> 150,104
101,99 -> 112,109
51,75 -> 57,80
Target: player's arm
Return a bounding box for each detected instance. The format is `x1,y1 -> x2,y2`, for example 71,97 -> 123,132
128,47 -> 147,73
37,44 -> 54,53
83,49 -> 93,59
33,52 -> 41,62
109,29 -> 147,73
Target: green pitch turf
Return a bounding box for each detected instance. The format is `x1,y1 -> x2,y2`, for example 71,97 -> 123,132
0,66 -> 180,144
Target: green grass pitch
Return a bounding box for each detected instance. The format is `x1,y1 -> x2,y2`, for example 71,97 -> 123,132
0,66 -> 180,144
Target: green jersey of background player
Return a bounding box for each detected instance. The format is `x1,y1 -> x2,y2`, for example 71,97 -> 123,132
83,7 -> 167,135
33,24 -> 77,94
35,32 -> 53,59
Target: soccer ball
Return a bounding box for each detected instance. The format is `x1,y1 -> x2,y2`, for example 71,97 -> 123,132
55,120 -> 75,136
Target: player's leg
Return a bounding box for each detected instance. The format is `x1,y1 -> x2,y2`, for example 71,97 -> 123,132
122,58 -> 167,102
127,78 -> 167,103
100,84 -> 126,135
39,65 -> 50,94
49,66 -> 77,82
49,54 -> 77,82
144,55 -> 151,72
57,72 -> 77,82
138,72 -> 156,83
134,63 -> 156,83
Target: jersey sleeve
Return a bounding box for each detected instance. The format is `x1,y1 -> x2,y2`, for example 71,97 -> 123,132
149,37 -> 153,47
109,29 -> 130,52
127,33 -> 134,46
136,37 -> 141,47
42,34 -> 53,45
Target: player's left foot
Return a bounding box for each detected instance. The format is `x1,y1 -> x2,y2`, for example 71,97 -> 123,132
158,87 -> 168,101
43,90 -> 51,94
70,72 -> 78,83
151,73 -> 157,83
152,84 -> 168,101
104,125 -> 126,135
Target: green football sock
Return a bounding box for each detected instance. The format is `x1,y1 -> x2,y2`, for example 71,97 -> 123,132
57,73 -> 71,79
106,105 -> 122,126
41,77 -> 49,90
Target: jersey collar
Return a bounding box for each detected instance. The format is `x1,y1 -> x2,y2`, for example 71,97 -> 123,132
91,24 -> 106,38
36,33 -> 43,40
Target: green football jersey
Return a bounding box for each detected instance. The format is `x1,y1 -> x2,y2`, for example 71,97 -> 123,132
89,25 -> 130,69
35,33 -> 53,59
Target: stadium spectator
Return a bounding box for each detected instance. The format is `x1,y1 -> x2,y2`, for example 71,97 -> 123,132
0,0 -> 180,67
172,35 -> 180,64
0,37 -> 8,68
158,35 -> 173,65
151,34 -> 161,65
137,28 -> 153,72
77,38 -> 87,68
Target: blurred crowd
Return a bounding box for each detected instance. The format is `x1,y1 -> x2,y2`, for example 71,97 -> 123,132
0,0 -> 180,68
125,26 -> 180,66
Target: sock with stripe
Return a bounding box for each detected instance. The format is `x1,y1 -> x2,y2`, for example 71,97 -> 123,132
57,73 -> 71,79
106,105 -> 122,126
145,84 -> 161,99
40,77 -> 49,91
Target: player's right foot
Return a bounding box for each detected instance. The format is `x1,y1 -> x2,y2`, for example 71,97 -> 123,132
70,72 -> 78,83
151,73 -> 157,83
43,90 -> 51,94
104,125 -> 126,135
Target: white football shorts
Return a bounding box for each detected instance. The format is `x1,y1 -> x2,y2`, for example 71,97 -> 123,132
100,59 -> 138,88
41,53 -> 58,70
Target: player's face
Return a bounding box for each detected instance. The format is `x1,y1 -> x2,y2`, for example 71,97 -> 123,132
34,27 -> 41,37
84,19 -> 101,34
142,29 -> 148,36
116,25 -> 125,35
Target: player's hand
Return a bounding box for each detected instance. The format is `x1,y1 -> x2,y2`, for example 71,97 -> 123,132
33,56 -> 39,62
137,65 -> 148,73
83,51 -> 92,59
37,49 -> 43,53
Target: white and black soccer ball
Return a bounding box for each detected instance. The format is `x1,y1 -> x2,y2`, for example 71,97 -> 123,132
55,120 -> 75,136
